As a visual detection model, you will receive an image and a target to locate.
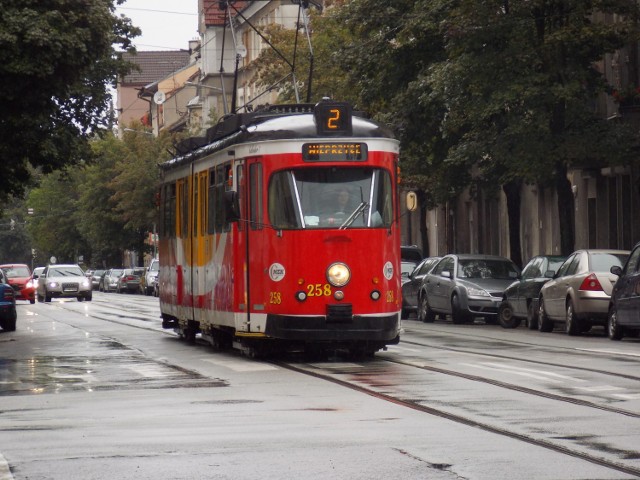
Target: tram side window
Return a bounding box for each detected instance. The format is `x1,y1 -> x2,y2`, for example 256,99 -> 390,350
207,169 -> 216,234
373,170 -> 393,227
268,171 -> 301,229
181,180 -> 189,238
162,183 -> 176,237
206,164 -> 231,234
249,163 -> 263,230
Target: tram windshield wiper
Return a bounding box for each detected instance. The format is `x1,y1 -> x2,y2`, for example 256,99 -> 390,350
339,202 -> 368,229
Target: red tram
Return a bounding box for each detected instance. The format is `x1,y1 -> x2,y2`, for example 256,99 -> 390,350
158,99 -> 402,357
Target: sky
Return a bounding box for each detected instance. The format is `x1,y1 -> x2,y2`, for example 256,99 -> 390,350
116,0 -> 199,51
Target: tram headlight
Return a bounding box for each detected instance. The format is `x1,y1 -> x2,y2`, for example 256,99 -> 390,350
326,262 -> 350,287
295,291 -> 307,302
370,290 -> 381,301
334,290 -> 344,301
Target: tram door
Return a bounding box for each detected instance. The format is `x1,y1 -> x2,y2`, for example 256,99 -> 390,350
242,159 -> 265,332
192,171 -> 208,318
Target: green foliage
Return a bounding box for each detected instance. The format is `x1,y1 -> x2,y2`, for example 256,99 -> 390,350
26,170 -> 90,265
0,197 -> 34,266
23,127 -> 171,268
0,0 -> 140,204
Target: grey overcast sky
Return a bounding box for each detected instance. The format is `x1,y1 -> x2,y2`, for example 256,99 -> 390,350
116,0 -> 199,51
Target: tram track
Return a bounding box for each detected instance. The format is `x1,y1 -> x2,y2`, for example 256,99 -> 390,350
399,337 -> 640,382
276,359 -> 640,478
43,298 -> 640,476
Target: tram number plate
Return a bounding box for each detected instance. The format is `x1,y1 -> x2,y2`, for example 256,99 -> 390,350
307,284 -> 332,297
269,292 -> 282,305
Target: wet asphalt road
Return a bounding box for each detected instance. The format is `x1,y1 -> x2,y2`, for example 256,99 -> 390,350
0,293 -> 639,479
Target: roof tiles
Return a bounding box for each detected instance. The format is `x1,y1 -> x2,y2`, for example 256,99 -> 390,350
121,51 -> 192,85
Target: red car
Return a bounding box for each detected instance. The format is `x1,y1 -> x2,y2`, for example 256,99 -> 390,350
0,263 -> 36,304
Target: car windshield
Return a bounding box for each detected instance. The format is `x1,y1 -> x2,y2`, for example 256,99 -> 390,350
590,253 -> 628,271
401,262 -> 417,276
49,266 -> 84,277
268,167 -> 393,230
94,270 -> 105,276
111,269 -> 123,276
457,259 -> 519,280
2,266 -> 30,278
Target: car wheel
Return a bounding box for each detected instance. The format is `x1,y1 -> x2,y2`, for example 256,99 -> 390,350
29,299 -> 35,305
77,296 -> 85,302
401,307 -> 409,320
37,292 -> 43,302
451,294 -> 469,324
418,294 -> 436,323
565,299 -> 580,336
526,301 -> 538,330
608,306 -> 623,340
44,290 -> 52,303
498,302 -> 521,329
537,297 -> 553,332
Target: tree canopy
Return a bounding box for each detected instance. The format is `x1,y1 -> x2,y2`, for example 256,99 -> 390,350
255,0 -> 640,257
0,0 -> 140,204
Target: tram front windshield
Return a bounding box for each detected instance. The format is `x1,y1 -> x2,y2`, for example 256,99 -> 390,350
268,167 -> 393,229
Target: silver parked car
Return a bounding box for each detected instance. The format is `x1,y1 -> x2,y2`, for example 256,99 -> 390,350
401,256 -> 441,319
101,268 -> 123,293
36,264 -> 92,302
418,254 -> 520,324
143,258 -> 159,296
538,249 -> 629,335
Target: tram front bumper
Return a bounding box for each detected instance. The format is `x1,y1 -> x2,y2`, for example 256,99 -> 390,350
264,313 -> 400,342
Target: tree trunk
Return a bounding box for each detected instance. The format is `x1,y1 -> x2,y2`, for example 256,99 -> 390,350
555,162 -> 575,256
502,180 -> 523,268
417,190 -> 430,257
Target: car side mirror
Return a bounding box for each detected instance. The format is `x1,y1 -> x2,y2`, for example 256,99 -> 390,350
610,265 -> 622,276
441,271 -> 451,279
544,270 -> 555,278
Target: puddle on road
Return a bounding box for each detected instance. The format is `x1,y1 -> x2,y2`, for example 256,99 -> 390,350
0,343 -> 227,396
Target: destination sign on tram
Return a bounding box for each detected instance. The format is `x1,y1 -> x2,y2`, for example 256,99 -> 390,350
302,142 -> 368,162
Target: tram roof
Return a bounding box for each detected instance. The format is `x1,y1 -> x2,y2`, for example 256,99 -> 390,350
160,103 -> 396,171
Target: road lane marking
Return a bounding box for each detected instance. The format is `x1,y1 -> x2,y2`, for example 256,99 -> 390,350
574,385 -> 624,392
460,362 -> 564,382
612,393 -> 640,400
575,348 -> 640,358
200,358 -> 278,372
482,362 -> 586,382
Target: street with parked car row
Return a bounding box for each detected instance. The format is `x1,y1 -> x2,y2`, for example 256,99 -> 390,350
402,242 -> 640,342
0,293 -> 639,479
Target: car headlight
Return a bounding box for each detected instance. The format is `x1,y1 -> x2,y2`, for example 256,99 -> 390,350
327,262 -> 351,287
48,281 -> 59,288
82,279 -> 90,288
466,286 -> 490,297
26,280 -> 35,288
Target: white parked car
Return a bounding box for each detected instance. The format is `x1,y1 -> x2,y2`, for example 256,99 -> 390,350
37,264 -> 92,302
143,259 -> 159,296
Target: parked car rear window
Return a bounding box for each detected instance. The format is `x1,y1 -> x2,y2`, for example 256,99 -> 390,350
590,253 -> 628,271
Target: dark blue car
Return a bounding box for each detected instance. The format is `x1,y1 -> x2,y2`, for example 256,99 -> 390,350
0,269 -> 17,331
608,242 -> 640,340
498,255 -> 566,329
